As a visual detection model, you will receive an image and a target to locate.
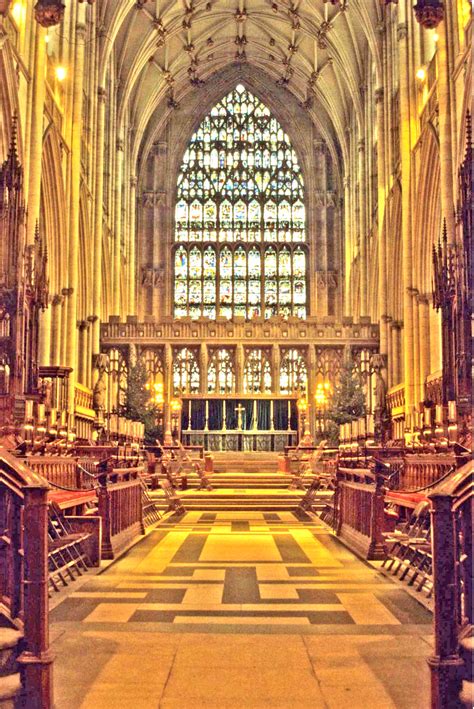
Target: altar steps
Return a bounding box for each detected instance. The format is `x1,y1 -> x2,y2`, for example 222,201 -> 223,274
210,452 -> 281,474
150,486 -> 330,512
209,472 -> 292,489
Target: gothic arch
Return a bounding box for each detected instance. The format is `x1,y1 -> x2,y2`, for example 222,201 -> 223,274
137,65 -> 343,321
0,39 -> 22,161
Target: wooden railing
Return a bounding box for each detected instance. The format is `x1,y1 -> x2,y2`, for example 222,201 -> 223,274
23,456 -> 95,490
387,453 -> 455,492
97,466 -> 144,559
428,460 -> 473,709
0,448 -> 53,708
334,463 -> 387,560
74,383 -> 94,412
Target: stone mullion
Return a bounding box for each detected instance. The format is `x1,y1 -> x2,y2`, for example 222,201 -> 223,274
375,85 -> 389,356
25,23 -> 46,246
235,344 -> 244,395
128,176 -> 137,315
272,345 -> 280,395
437,19 -> 456,243
112,137 -> 124,316
358,136 -> 368,318
418,293 -> 431,403
92,87 -> 106,355
66,11 -> 87,419
200,343 -> 208,395
398,14 -> 416,428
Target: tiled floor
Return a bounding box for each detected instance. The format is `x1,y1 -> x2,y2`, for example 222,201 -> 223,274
51,511 -> 433,708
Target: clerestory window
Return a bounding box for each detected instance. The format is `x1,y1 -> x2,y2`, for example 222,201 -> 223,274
174,84 -> 307,320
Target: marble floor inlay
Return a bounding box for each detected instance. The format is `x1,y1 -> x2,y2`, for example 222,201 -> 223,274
51,511 -> 433,708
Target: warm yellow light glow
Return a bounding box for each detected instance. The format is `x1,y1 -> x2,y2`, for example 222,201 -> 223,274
433,32 -> 439,42
12,2 -> 23,23
170,398 -> 182,412
55,66 -> 67,82
416,67 -> 426,81
45,33 -> 50,43
296,397 -> 308,412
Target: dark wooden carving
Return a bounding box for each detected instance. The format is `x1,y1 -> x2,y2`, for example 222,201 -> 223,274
433,114 -> 472,445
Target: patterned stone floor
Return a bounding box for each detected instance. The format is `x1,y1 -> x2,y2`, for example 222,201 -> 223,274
51,511 -> 433,708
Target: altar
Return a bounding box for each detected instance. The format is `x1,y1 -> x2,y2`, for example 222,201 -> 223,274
180,398 -> 298,452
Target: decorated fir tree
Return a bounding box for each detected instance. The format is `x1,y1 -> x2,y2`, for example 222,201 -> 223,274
323,361 -> 367,444
123,360 -> 160,443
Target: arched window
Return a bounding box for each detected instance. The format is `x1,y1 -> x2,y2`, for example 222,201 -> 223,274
174,84 -> 307,320
244,349 -> 272,393
208,348 -> 235,393
173,348 -> 200,394
280,348 -> 307,394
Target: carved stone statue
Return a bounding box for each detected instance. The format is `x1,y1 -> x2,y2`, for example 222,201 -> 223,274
40,378 -> 53,412
92,370 -> 106,413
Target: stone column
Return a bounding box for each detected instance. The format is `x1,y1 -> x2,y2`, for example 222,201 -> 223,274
398,17 -> 416,426
199,343 -> 208,395
358,137 -> 368,318
77,321 -> 88,385
112,137 -> 124,316
163,343 -> 173,443
87,316 -> 97,388
50,295 -> 63,365
272,344 -> 280,394
418,294 -> 431,403
410,288 -> 421,412
38,300 -> 51,367
25,23 -> 46,246
375,86 -> 389,355
313,139 -> 328,316
66,12 -> 87,417
128,176 -> 137,315
235,344 -> 244,395
60,288 -> 71,365
437,20 -> 456,243
92,87 -> 107,355
342,176 -> 352,317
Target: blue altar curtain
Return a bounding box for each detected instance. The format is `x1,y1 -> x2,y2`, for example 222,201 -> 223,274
257,400 -> 271,430
274,400 -> 288,430
208,399 -> 223,430
190,399 -> 205,430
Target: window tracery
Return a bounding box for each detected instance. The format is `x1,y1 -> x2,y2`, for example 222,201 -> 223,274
208,348 -> 235,393
173,347 -> 200,394
174,84 -> 307,320
244,349 -> 272,393
280,348 -> 308,394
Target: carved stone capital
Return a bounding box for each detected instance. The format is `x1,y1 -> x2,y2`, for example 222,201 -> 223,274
51,294 -> 63,306
397,23 -> 408,41
374,88 -> 384,104
61,287 -> 74,297
97,87 -> 107,103
116,138 -> 124,152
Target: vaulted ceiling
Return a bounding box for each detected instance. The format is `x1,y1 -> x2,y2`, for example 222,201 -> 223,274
97,0 -> 383,164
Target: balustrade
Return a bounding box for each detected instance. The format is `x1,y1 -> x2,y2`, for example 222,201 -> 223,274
97,465 -> 145,559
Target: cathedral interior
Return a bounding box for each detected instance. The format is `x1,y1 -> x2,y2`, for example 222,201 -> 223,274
0,0 -> 472,707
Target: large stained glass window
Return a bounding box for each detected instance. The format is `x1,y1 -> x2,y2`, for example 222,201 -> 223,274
244,349 -> 272,393
173,348 -> 200,395
280,348 -> 308,394
174,84 -> 307,320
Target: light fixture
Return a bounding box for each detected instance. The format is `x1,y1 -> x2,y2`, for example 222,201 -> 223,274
416,67 -> 427,81
55,65 -> 67,81
433,31 -> 439,42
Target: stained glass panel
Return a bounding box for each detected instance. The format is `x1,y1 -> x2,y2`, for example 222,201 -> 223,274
174,84 -> 307,319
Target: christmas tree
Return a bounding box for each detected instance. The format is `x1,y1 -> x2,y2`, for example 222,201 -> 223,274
324,360 -> 366,443
123,360 -> 160,444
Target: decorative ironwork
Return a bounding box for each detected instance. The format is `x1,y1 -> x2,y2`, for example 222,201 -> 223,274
174,83 -> 307,320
